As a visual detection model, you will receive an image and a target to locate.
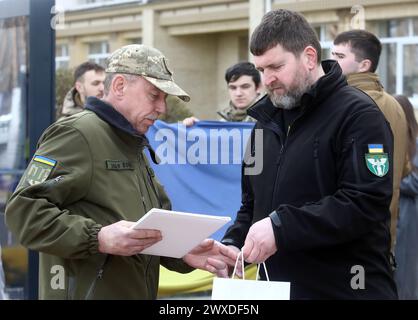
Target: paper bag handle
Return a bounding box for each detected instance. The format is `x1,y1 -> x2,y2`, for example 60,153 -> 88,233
231,250 -> 245,279
256,261 -> 270,281
231,249 -> 270,281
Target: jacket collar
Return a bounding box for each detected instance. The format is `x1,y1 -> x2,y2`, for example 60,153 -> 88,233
346,72 -> 383,92
85,97 -> 156,152
85,97 -> 160,163
61,87 -> 83,115
248,60 -> 346,122
85,97 -> 141,136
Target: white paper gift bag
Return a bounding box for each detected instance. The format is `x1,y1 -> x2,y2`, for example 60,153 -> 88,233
211,251 -> 290,300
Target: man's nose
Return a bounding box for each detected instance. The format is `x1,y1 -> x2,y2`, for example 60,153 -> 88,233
156,99 -> 167,114
263,71 -> 276,87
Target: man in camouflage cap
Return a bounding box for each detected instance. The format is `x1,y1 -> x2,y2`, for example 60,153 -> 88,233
5,44 -> 237,299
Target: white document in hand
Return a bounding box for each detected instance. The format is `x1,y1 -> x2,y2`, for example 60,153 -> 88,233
131,208 -> 231,258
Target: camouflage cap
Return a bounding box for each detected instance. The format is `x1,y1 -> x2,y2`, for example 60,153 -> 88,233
105,44 -> 190,102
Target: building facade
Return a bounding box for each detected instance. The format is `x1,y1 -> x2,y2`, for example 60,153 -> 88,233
56,0 -> 418,118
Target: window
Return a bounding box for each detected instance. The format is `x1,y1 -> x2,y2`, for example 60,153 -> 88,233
413,18 -> 418,36
372,18 -> 418,107
316,23 -> 338,60
87,41 -> 109,67
55,43 -> 69,70
377,43 -> 397,94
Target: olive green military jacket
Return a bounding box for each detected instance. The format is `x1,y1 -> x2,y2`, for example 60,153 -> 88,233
5,98 -> 192,299
217,102 -> 256,122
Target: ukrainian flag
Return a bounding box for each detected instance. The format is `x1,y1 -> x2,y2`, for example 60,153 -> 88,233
33,155 -> 57,167
368,144 -> 383,153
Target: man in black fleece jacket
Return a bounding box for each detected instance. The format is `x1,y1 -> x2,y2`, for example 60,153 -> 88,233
219,9 -> 397,299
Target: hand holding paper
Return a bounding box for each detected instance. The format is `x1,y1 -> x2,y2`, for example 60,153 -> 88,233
131,208 -> 231,258
243,217 -> 277,264
183,239 -> 239,277
98,220 -> 162,256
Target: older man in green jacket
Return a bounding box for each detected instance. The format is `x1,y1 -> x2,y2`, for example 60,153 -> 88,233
5,44 -> 237,299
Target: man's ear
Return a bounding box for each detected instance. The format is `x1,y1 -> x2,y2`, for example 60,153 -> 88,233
303,46 -> 318,70
74,81 -> 83,94
111,75 -> 126,98
358,59 -> 372,73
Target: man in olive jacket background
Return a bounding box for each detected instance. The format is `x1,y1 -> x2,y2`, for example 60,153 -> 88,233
332,30 -> 410,252
5,44 -> 237,299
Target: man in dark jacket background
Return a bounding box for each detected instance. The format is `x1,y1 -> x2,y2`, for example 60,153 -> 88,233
220,9 -> 398,299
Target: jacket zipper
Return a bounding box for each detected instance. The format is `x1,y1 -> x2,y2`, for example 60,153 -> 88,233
84,255 -> 110,300
146,168 -> 163,208
271,125 -> 291,209
138,151 -> 162,208
351,138 -> 361,183
137,145 -> 158,296
313,138 -> 326,197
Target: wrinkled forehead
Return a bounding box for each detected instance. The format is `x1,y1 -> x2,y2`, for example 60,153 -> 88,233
253,45 -> 296,70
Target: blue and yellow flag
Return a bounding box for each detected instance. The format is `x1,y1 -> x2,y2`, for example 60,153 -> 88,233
368,144 -> 383,153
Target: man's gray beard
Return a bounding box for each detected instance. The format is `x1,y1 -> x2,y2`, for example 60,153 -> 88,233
268,92 -> 299,110
267,75 -> 313,110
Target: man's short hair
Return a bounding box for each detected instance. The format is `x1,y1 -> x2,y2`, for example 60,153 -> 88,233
333,30 -> 382,72
225,62 -> 261,87
250,9 -> 321,64
74,61 -> 105,84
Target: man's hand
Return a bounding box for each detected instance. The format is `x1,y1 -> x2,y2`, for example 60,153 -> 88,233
242,217 -> 277,264
182,117 -> 200,127
98,220 -> 162,256
183,239 -> 238,277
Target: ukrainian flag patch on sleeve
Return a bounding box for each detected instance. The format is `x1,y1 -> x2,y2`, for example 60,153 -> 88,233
23,155 -> 57,186
365,144 -> 389,177
33,155 -> 57,167
368,144 -> 384,153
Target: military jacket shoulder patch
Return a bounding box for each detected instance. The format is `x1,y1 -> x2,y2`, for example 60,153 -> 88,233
23,155 -> 57,186
365,144 -> 389,177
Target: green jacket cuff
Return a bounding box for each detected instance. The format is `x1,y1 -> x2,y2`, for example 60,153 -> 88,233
88,224 -> 103,255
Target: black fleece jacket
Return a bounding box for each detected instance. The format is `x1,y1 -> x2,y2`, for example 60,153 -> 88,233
222,60 -> 397,299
